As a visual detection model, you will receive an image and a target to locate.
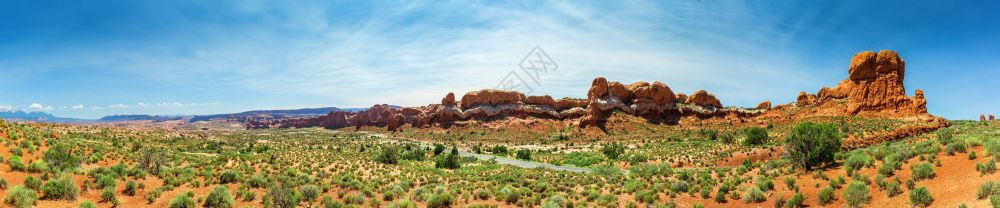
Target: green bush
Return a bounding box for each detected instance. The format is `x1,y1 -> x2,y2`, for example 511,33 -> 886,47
515,149 -> 531,161
785,192 -> 804,208
979,181 -> 1000,200
784,122 -> 841,170
204,186 -> 234,208
23,176 -> 41,190
426,187 -> 455,208
27,160 -> 47,173
743,127 -> 770,146
375,145 -> 400,164
41,176 -> 79,200
601,142 -> 626,160
979,159 -> 997,175
742,187 -> 765,203
96,174 -> 116,189
562,152 -> 605,167
434,152 -> 460,169
44,143 -> 82,171
844,152 -> 871,174
818,186 -> 835,206
910,162 -> 935,181
300,185 -> 320,202
79,200 -> 97,208
3,186 -> 37,208
124,181 -> 138,196
885,181 -> 902,197
670,180 -> 689,193
908,187 -> 933,207
843,181 -> 870,208
170,193 -> 196,208
986,139 -> 1000,159
219,170 -> 240,184
8,155 -> 25,171
100,188 -> 117,203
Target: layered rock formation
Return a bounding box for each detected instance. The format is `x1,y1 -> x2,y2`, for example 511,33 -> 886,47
249,77 -> 741,131
793,50 -> 931,118
250,50 -> 942,133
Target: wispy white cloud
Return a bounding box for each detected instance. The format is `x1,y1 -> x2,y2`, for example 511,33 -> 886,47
0,105 -> 12,112
71,105 -> 85,110
27,103 -> 49,111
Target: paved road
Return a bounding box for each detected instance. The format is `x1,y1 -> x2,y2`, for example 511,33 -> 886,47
365,132 -> 592,173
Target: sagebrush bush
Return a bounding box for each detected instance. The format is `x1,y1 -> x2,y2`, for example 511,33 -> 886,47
79,200 -> 97,208
170,193 -> 195,208
299,185 -> 320,202
3,186 -> 37,208
908,187 -> 933,207
7,155 -> 25,171
844,152 -> 871,174
41,176 -> 79,200
910,162 -> 935,180
818,186 -> 834,205
204,186 -> 234,208
742,187 -> 765,203
375,145 -> 400,164
219,170 -> 240,184
843,181 -> 870,208
786,192 -> 805,208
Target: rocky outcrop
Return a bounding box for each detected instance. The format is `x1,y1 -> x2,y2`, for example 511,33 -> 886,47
756,101 -> 771,110
797,50 -> 930,118
686,90 -> 722,109
990,114 -> 995,121
982,114 -> 988,122
251,50 -> 942,134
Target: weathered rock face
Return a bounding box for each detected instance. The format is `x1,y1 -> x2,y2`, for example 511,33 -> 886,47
843,50 -> 926,116
460,89 -> 526,109
990,114 -> 995,121
442,92 -> 456,106
756,101 -> 771,110
686,90 -> 722,108
525,95 -> 555,106
795,50 -> 928,118
982,114 -> 988,122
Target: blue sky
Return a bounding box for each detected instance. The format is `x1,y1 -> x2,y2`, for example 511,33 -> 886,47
1,1 -> 997,119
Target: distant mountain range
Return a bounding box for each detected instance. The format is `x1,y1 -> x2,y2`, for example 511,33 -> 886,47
0,111 -> 90,122
0,106 -> 382,123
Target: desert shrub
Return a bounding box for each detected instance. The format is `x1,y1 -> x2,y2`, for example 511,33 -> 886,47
910,162 -> 935,181
434,152 -> 460,169
498,185 -> 519,204
670,180 -> 689,193
204,186 -> 234,208
433,144 -> 446,155
27,160 -> 47,173
908,187 -> 933,207
100,188 -> 117,203
344,193 -> 365,205
299,185 -> 320,202
388,198 -> 416,208
785,192 -> 804,208
743,127 -> 769,146
844,152 -> 871,175
979,159 -> 997,175
885,180 -> 902,197
219,170 -> 240,184
783,176 -> 797,191
3,186 -> 37,208
401,146 -> 426,161
170,193 -> 196,208
426,187 -> 455,208
41,176 -> 79,200
247,174 -> 270,188
987,140 -> 1000,159
878,162 -> 897,176
124,181 -> 138,196
375,145 -> 400,164
8,155 -> 25,171
23,176 -> 41,190
0,179 -> 7,189
541,195 -> 567,208
784,122 -> 841,170
267,183 -> 300,208
755,176 -> 774,191
79,201 -> 97,208
946,142 -> 967,155
515,149 -> 531,161
97,174 -> 116,189
742,187 -> 765,203
818,186 -> 834,205
601,142 -> 626,160
979,181 -> 1000,199
843,181 -> 870,208
563,152 -> 605,167
44,143 -> 82,171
